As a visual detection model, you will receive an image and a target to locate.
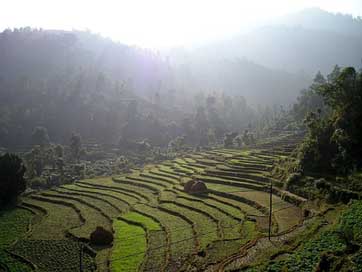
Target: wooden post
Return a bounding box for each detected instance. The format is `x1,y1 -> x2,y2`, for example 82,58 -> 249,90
268,181 -> 273,240
79,243 -> 83,272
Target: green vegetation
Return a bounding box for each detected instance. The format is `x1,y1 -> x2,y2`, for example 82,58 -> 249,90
243,201 -> 362,272
111,219 -> 147,272
2,128 -> 354,271
0,208 -> 33,272
0,153 -> 27,206
11,240 -> 95,272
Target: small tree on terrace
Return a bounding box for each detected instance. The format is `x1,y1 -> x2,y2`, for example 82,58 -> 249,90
70,133 -> 82,163
223,132 -> 238,148
55,144 -> 64,158
31,126 -> 50,146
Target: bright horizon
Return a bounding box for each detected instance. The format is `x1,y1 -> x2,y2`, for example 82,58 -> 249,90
1,0 -> 362,48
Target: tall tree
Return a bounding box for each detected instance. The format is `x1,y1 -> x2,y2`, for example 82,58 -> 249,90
70,133 -> 82,163
0,153 -> 27,206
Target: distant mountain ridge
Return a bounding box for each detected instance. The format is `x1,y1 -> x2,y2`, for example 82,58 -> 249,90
274,7 -> 362,36
0,28 -> 310,106
195,8 -> 362,74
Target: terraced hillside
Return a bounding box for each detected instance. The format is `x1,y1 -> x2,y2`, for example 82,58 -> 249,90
4,132 -> 308,271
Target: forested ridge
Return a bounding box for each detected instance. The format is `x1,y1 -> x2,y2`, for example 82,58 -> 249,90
0,28 -> 295,149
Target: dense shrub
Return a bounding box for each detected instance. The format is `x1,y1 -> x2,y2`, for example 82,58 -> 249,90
297,67 -> 362,175
90,226 -> 114,246
30,176 -> 48,189
0,153 -> 27,206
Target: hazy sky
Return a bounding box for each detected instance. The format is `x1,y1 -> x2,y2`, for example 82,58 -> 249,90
1,0 -> 362,47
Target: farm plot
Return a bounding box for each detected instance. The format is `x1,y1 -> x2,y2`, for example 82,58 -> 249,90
0,208 -> 34,272
10,240 -> 95,272
132,203 -> 195,270
10,132 -> 305,271
231,190 -> 302,232
112,212 -> 166,272
23,197 -> 81,240
111,219 -> 146,272
160,202 -> 219,249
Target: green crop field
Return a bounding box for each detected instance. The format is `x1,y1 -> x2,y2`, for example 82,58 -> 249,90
1,133 -> 312,271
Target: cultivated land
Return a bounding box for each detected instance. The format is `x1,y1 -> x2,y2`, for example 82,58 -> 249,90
1,132 -> 326,272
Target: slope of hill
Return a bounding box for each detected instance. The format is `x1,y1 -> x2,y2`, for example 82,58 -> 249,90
196,8 -> 362,74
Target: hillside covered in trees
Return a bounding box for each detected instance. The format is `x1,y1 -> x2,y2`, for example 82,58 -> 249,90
0,28 -> 304,149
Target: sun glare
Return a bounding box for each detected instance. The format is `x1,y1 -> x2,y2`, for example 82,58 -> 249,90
1,0 -> 361,47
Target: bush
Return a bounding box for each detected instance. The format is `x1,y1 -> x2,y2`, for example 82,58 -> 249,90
90,226 -> 114,246
315,178 -> 329,190
0,153 -> 27,206
30,176 -> 48,189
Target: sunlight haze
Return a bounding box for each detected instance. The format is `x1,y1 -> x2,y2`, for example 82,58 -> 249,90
1,0 -> 362,47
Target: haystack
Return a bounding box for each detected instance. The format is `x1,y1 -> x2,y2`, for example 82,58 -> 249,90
184,180 -> 208,194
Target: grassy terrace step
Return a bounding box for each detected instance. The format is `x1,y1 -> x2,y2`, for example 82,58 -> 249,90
215,164 -> 267,174
22,198 -> 82,240
171,197 -> 241,240
138,172 -> 178,186
183,157 -> 197,163
187,162 -> 208,169
231,190 -> 289,211
31,193 -> 111,239
160,202 -> 219,250
140,171 -> 178,184
207,194 -> 264,216
114,176 -> 162,191
229,155 -> 274,164
61,184 -> 135,208
204,150 -> 237,158
76,181 -> 148,203
46,189 -> 121,219
229,190 -> 302,232
168,188 -> 244,221
256,150 -> 290,157
79,178 -> 156,203
204,169 -> 270,183
228,159 -> 273,168
207,189 -> 269,215
272,203 -> 302,233
194,158 -> 220,167
112,219 -> 146,272
132,204 -> 195,269
159,198 -> 223,239
151,167 -> 181,179
119,212 -> 166,272
157,165 -> 186,177
225,161 -> 272,171
163,186 -> 244,221
188,154 -> 207,159
195,175 -> 267,191
175,163 -> 205,173
124,175 -> 168,190
171,163 -> 195,175
55,187 -> 127,214
163,161 -> 193,173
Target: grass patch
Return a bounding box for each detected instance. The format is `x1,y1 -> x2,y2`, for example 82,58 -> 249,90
0,208 -> 34,272
111,219 -> 146,272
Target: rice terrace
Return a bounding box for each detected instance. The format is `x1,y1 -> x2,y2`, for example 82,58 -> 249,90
1,132 -> 342,271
